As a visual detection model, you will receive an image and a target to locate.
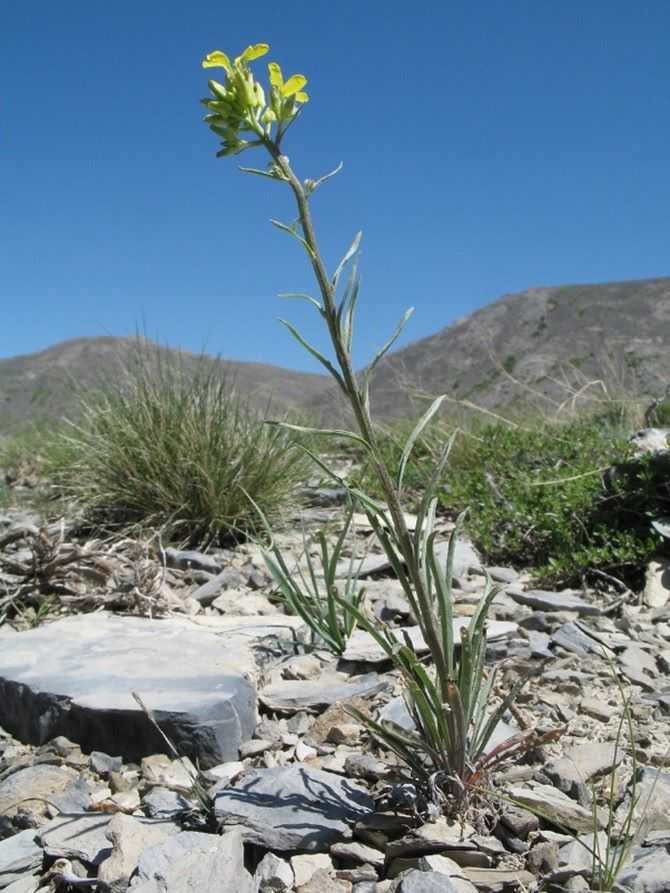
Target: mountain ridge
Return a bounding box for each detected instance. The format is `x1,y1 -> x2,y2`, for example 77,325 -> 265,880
2,275 -> 669,433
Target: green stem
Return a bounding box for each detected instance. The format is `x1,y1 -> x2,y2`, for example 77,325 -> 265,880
262,138 -> 448,682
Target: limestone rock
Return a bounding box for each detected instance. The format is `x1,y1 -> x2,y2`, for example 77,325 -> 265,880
130,828 -> 254,893
215,766 -> 374,851
97,812 -> 177,893
0,614 -> 256,768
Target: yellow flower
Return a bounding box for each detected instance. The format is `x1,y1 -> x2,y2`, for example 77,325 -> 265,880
200,42 -> 308,155
268,62 -> 309,104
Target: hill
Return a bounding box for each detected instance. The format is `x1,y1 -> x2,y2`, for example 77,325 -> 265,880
3,277 -> 669,434
0,337 -> 328,435
306,275 -> 670,421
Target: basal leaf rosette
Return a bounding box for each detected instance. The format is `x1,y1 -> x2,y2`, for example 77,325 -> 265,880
201,42 -> 309,155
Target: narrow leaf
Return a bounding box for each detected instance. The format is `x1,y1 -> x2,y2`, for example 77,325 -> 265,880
278,291 -> 324,313
270,219 -> 314,257
308,161 -> 343,193
239,165 -> 285,181
397,395 -> 447,490
332,231 -> 362,288
277,318 -> 345,388
265,418 -> 371,450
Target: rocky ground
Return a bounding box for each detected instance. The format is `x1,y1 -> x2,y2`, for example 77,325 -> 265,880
1,468 -> 670,892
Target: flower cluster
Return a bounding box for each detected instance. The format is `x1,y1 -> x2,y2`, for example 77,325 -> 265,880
201,43 -> 309,155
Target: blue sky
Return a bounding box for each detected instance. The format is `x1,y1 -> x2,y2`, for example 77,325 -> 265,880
2,1 -> 669,371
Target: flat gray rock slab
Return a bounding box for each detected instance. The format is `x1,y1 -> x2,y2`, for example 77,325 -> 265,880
342,620 -> 517,664
36,814 -> 179,867
259,673 -> 391,712
616,845 -> 670,892
135,830 -> 224,882
551,621 -> 610,656
0,614 -> 257,768
546,742 -> 621,793
0,764 -> 78,817
507,784 -> 599,834
214,766 -> 374,851
0,828 -> 43,889
507,588 -> 601,615
130,829 -> 254,893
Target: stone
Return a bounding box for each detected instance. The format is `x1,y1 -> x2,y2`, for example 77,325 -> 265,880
90,752 -> 124,777
487,567 -> 520,584
342,621 -> 517,664
460,868 -> 536,891
164,548 -> 222,574
330,841 -> 385,867
256,853 -> 294,892
201,760 -> 245,786
327,723 -> 362,746
343,753 -> 390,782
545,742 -> 621,795
280,655 -> 323,681
507,588 -> 601,615
296,740 -> 318,762
525,841 -> 559,875
0,828 -> 43,889
579,697 -> 616,722
618,645 -> 658,690
557,831 -> 609,873
390,870 -> 458,892
260,673 -> 391,712
500,807 -> 539,840
97,812 -> 176,893
506,784 -> 601,833
130,828 -> 254,893
141,786 -> 194,819
189,568 -> 247,605
110,788 -> 140,812
291,854 -> 333,887
617,768 -> 670,834
37,814 -> 115,866
524,630 -> 554,659
214,766 -> 374,851
297,868 -> 351,893
430,538 -> 482,578
1,877 -> 40,893
211,589 -> 276,615
239,739 -> 274,758
49,776 -> 96,814
141,755 -> 196,792
644,558 -> 670,609
0,614 -> 256,768
615,844 -> 670,892
551,621 -> 609,656
135,830 -> 228,882
386,818 -> 477,861
0,764 -> 78,818
37,814 -> 178,868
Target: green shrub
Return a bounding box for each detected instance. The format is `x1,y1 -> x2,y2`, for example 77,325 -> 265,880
444,419 -> 663,586
48,347 -> 308,544
351,414 -> 665,586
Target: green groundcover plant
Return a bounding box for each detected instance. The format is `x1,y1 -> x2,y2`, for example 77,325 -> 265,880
351,416 -> 667,587
200,41 -> 534,813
